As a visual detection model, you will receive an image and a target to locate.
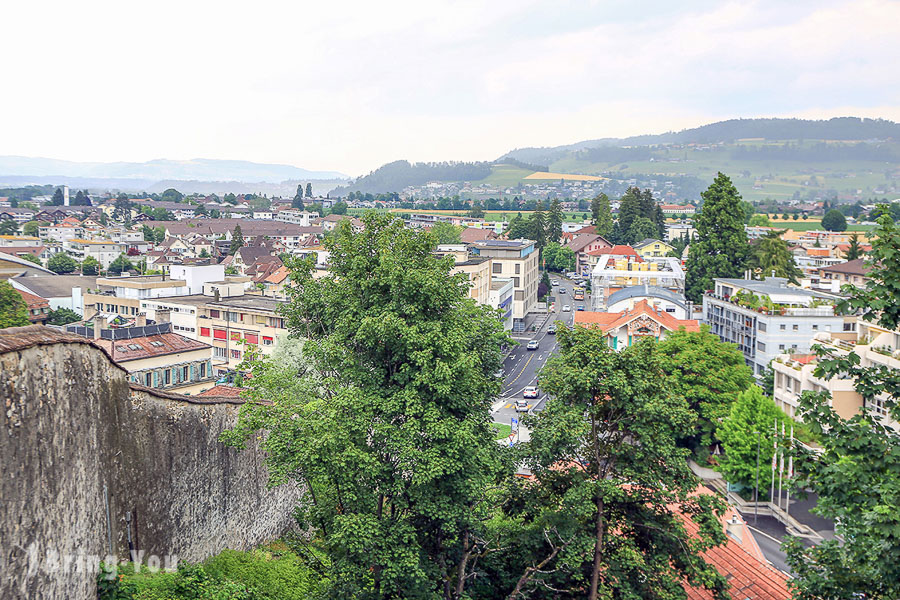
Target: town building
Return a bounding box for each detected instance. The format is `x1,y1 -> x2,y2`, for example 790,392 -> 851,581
604,285 -> 689,319
564,234 -> 613,276
435,244 -> 493,306
632,238 -> 674,258
63,239 -> 126,269
469,239 -> 539,330
703,277 -> 848,378
815,259 -> 872,292
15,289 -> 51,324
274,209 -> 320,226
589,248 -> 685,308
67,320 -> 216,395
8,275 -> 96,313
772,318 -> 899,430
574,299 -> 700,349
489,278 -> 514,331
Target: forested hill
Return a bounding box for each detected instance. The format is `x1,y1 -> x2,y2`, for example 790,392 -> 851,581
334,160 -> 493,194
501,117 -> 900,166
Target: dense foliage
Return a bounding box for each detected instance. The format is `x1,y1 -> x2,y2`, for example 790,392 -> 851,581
747,231 -> 803,283
47,252 -> 78,274
487,327 -> 728,600
0,281 -> 29,328
340,160 -> 493,194
684,173 -> 750,302
223,213 -> 510,599
785,209 -> 900,599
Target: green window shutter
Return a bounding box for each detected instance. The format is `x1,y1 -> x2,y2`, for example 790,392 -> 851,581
153,371 -> 158,387
190,364 -> 196,381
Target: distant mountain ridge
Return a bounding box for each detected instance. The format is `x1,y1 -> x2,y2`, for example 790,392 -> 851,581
0,156 -> 348,183
499,117 -> 900,166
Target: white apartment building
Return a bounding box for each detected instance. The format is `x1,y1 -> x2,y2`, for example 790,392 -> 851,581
703,277 -> 848,378
469,239 -> 539,329
274,209 -> 320,226
40,224 -> 84,243
64,239 -> 126,269
772,318 -> 898,430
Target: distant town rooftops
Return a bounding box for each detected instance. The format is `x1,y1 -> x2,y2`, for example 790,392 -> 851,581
818,259 -> 871,276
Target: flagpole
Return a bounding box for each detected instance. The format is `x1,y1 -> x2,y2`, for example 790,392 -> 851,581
786,425 -> 794,518
770,418 -> 777,505
778,421 -> 785,511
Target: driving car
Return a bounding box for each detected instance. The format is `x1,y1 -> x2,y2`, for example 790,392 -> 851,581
547,324 -> 556,334
523,386 -> 539,399
516,398 -> 530,412
558,287 -> 566,294
562,304 -> 571,312
551,280 -> 559,286
526,340 -> 539,351
577,305 -> 585,311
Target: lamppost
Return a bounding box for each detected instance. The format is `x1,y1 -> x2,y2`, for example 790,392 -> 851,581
754,430 -> 761,525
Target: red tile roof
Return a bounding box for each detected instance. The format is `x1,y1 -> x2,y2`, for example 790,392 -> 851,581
460,227 -> 497,243
95,332 -> 210,362
684,490 -> 790,600
818,259 -> 871,276
199,385 -> 245,398
574,300 -> 700,333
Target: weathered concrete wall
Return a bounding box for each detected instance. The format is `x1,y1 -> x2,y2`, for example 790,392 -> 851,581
0,328 -> 298,599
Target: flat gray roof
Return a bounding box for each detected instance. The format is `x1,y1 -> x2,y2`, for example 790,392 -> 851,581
12,275 -> 97,298
607,285 -> 687,308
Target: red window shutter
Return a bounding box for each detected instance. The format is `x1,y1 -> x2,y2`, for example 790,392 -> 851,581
245,333 -> 259,344
200,327 -> 210,337
213,329 -> 226,340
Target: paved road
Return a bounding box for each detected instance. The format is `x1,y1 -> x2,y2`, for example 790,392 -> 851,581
492,274 -> 590,430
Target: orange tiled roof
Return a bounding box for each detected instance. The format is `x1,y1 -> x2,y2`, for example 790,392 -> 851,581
574,300 -> 700,333
199,385 -> 245,398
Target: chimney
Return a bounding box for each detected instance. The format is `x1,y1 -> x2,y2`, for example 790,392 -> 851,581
156,309 -> 171,324
725,514 -> 743,544
93,315 -> 105,340
135,314 -> 147,327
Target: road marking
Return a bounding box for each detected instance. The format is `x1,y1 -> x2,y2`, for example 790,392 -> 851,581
506,353 -> 533,388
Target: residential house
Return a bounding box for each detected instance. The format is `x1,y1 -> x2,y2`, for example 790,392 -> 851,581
815,259 -> 872,292
64,239 -> 126,269
565,234 -> 613,275
15,289 -> 51,324
40,224 -> 84,243
71,320 -> 216,395
574,299 -> 700,349
0,235 -> 42,248
632,238 -> 674,258
0,207 -> 37,224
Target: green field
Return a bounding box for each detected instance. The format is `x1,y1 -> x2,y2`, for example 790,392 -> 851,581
477,164 -> 536,186
492,423 -> 512,439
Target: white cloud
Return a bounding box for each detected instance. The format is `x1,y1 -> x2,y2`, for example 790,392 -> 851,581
0,0 -> 897,176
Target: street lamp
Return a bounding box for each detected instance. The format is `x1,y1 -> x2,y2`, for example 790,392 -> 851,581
754,430 -> 761,525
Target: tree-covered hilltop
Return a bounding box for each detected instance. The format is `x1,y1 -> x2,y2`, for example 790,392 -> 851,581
336,160 -> 493,194
501,117 -> 900,165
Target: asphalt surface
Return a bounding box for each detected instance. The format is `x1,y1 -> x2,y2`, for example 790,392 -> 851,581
492,274 -> 589,430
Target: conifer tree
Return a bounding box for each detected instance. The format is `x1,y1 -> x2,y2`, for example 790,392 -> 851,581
684,173 -> 750,302
229,225 -> 245,255
305,182 -> 313,198
590,193 -> 613,237
546,199 -> 563,243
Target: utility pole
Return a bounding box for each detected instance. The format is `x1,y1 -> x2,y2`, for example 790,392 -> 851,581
754,430 -> 761,525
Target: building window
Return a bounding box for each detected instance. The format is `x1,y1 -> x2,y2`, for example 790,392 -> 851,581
263,336 -> 274,346
245,333 -> 259,344
758,322 -> 766,332
182,366 -> 189,381
757,341 -> 766,352
200,362 -> 207,378
231,349 -> 241,359
209,309 -> 220,318
230,331 -> 241,341
780,324 -> 786,331
812,324 -> 818,330
492,263 -> 502,274
214,347 -> 227,358
513,277 -> 520,287
200,327 -> 211,337
844,322 -> 857,332
515,264 -> 521,274
164,370 -> 171,385
213,329 -> 226,340
779,344 -> 785,350
144,372 -> 152,387
793,324 -> 799,331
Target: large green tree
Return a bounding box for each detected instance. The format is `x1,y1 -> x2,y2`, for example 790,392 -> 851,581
0,220 -> 19,235
822,209 -> 848,232
845,232 -> 863,260
50,188 -> 64,206
717,386 -> 786,490
747,231 -> 803,283
656,326 -> 755,459
785,209 -> 900,598
546,199 -> 563,244
529,200 -> 547,250
81,256 -> 100,276
292,185 -> 305,209
496,328 -> 728,600
47,252 -> 78,274
107,254 -> 134,275
542,242 -> 575,272
47,307 -> 82,325
22,220 -> 40,236
229,225 -> 245,255
430,221 -> 462,245
590,193 -> 613,238
0,281 -> 29,328
223,213 -> 510,600
684,173 -> 750,302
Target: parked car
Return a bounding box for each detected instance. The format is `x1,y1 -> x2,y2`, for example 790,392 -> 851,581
526,340 -> 539,351
523,386 -> 539,399
562,304 -> 571,312
551,280 -> 560,286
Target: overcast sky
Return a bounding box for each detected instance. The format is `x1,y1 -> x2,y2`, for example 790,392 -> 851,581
1,0 -> 898,176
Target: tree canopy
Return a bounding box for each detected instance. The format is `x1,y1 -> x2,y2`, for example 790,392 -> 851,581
590,193 -> 613,237
223,213 -> 510,599
229,225 -> 245,255
822,209 -> 848,232
0,281 -> 29,328
429,221 -> 462,245
47,252 -> 78,274
747,231 -> 803,283
684,173 -> 750,302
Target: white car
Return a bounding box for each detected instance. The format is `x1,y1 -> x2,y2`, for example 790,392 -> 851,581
562,304 -> 571,312
523,386 -> 539,399
515,398 -> 529,412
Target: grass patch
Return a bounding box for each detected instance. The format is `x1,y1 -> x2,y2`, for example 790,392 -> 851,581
492,422 -> 512,439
